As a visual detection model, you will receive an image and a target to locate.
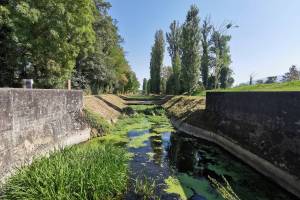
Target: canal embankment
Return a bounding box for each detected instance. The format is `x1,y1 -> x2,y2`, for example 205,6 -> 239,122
163,92 -> 300,198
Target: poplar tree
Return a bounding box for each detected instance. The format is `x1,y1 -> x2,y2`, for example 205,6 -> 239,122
200,17 -> 213,89
210,29 -> 232,89
142,78 -> 148,94
166,20 -> 181,94
180,5 -> 201,94
150,30 -> 165,94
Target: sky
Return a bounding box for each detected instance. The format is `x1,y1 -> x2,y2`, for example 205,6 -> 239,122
108,0 -> 300,86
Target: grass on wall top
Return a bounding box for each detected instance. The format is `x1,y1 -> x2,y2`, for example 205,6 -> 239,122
214,80 -> 300,92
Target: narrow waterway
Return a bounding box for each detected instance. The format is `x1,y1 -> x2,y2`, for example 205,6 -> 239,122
125,106 -> 298,200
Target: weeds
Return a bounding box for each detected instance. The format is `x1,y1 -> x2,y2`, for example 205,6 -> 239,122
1,143 -> 130,200
133,176 -> 158,200
208,175 -> 241,200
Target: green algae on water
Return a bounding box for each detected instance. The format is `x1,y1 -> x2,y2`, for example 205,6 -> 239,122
128,133 -> 157,148
164,173 -> 222,200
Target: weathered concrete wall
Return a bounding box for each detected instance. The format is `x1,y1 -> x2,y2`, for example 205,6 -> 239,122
164,93 -> 300,197
0,89 -> 90,182
205,92 -> 300,178
203,92 -> 300,197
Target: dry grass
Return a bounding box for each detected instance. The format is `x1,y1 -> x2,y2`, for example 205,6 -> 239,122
83,96 -> 121,123
100,94 -> 127,110
163,96 -> 205,120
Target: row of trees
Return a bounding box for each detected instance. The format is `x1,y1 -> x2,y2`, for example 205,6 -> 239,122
144,5 -> 234,95
0,0 -> 139,94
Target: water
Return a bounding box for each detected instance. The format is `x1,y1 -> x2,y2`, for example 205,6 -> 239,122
125,117 -> 298,200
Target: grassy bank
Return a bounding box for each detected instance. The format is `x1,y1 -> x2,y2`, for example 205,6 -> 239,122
219,80 -> 300,92
0,106 -> 161,200
1,142 -> 130,199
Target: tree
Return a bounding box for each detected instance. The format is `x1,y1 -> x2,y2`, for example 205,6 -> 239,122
282,65 -> 300,82
142,78 -> 148,94
149,30 -> 165,94
200,16 -> 213,89
210,29 -> 232,89
166,20 -> 181,94
160,66 -> 173,94
180,5 -> 201,94
265,76 -> 277,84
220,67 -> 234,88
4,0 -> 96,88
73,0 -> 137,94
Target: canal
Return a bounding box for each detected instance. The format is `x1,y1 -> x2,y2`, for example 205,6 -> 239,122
125,105 -> 298,200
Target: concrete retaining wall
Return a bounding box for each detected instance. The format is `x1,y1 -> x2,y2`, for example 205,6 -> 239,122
203,92 -> 300,197
0,89 -> 90,182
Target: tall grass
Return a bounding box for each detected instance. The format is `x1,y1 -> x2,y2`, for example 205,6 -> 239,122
1,142 -> 130,200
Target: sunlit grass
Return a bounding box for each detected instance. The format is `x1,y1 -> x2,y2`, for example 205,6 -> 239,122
1,142 -> 130,200
213,80 -> 300,92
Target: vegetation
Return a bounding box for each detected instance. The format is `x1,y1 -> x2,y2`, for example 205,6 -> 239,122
218,80 -> 300,92
83,108 -> 111,137
142,78 -> 148,94
128,132 -> 156,148
166,20 -> 182,94
133,177 -> 158,200
149,4 -> 235,95
149,30 -> 165,94
180,5 -> 202,94
164,174 -> 223,200
1,142 -> 130,200
282,65 -> 300,82
209,176 -> 241,200
0,0 -> 139,93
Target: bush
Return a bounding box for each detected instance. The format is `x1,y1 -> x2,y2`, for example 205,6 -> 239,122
1,143 -> 130,200
83,108 -> 111,137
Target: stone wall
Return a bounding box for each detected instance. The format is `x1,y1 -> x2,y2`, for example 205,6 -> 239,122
205,92 -> 300,179
0,89 -> 90,181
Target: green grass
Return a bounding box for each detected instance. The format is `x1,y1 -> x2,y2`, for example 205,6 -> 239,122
0,105 -> 173,200
213,80 -> 300,92
83,108 -> 111,137
192,81 -> 300,97
1,142 -> 130,200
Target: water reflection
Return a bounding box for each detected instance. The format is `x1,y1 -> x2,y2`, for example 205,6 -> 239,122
167,132 -> 298,200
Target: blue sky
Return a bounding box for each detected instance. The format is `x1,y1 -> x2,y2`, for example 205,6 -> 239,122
108,0 -> 300,85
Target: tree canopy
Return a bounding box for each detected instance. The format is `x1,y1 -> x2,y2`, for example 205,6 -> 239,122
0,0 -> 139,94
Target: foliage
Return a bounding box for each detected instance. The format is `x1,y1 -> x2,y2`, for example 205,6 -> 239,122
1,142 -> 130,200
200,16 -> 213,89
282,65 -> 300,82
83,108 -> 111,137
0,0 -> 138,93
2,0 -> 96,88
150,30 -> 165,94
265,76 -> 277,84
210,29 -> 233,89
142,78 -> 148,94
160,66 -> 173,94
180,5 -> 201,94
166,20 -> 182,94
